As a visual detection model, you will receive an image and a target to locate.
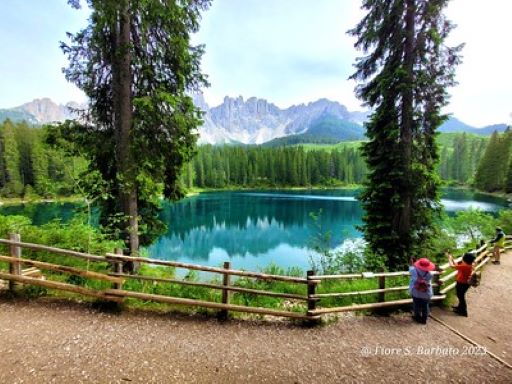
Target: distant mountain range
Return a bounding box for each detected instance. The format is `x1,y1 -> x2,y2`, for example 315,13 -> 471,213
1,97 -> 508,144
0,98 -> 83,125
437,117 -> 508,136
194,94 -> 368,145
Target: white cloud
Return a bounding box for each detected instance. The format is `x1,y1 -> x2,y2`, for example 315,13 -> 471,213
198,0 -> 510,125
444,0 -> 512,126
195,0 -> 364,110
2,0 -> 509,127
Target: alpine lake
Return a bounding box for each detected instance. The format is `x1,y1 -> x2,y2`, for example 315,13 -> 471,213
0,189 -> 508,272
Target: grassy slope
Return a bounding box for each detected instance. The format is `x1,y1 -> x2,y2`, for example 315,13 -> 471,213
294,133 -> 487,153
293,141 -> 363,152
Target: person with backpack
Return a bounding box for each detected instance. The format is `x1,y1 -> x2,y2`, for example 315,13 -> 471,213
409,257 -> 436,324
490,227 -> 506,265
447,251 -> 476,317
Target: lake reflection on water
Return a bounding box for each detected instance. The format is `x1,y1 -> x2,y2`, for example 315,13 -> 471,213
0,189 -> 507,271
147,189 -> 507,271
150,190 -> 363,271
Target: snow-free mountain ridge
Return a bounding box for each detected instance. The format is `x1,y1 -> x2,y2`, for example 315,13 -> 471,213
0,98 -> 83,125
194,94 -> 368,144
0,97 -> 507,144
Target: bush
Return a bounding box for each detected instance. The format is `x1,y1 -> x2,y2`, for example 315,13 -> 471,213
445,208 -> 495,248
20,285 -> 48,299
22,185 -> 39,201
0,213 -> 121,271
497,209 -> 512,234
0,214 -> 32,236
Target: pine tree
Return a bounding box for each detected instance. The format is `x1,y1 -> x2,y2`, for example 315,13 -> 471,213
505,159 -> 512,193
1,120 -> 23,196
0,122 -> 5,189
58,0 -> 211,251
475,131 -> 503,191
31,135 -> 50,196
349,0 -> 462,269
497,129 -> 512,188
439,146 -> 450,180
14,122 -> 36,189
450,133 -> 471,183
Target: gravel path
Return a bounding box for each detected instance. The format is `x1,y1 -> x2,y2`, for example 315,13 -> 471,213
1,255 -> 511,383
431,251 -> 512,365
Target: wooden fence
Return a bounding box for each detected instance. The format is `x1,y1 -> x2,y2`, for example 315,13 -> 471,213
0,233 -> 509,321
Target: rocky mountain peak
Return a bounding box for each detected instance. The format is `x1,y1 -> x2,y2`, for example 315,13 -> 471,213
196,94 -> 366,144
1,96 -> 504,145
14,98 -> 84,124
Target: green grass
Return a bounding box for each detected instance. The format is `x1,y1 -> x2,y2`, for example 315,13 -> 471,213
293,141 -> 363,152
1,252 -> 456,321
186,185 -> 363,195
435,132 -> 487,148
0,210 -> 480,319
2,261 -> 414,317
0,195 -> 84,206
314,276 -> 411,308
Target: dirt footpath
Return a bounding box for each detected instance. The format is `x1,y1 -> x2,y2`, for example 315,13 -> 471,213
0,255 -> 511,384
431,251 -> 512,364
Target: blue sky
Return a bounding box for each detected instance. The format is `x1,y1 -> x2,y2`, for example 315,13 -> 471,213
0,0 -> 510,127
0,1 -> 89,107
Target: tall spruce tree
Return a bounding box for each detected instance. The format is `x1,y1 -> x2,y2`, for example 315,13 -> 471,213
58,0 -> 210,254
506,159 -> 512,193
476,129 -> 512,191
31,136 -> 50,197
1,120 -> 23,196
451,133 -> 470,182
349,0 -> 462,269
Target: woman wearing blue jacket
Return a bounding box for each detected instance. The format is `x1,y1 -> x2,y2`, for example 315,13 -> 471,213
409,257 -> 436,324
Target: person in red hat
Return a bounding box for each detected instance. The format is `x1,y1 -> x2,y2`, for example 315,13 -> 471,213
409,257 -> 436,324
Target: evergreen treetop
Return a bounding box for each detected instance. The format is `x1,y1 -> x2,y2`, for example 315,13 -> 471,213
349,0 -> 462,269
57,0 -> 211,250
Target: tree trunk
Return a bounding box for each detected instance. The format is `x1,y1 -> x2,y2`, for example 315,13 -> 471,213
113,1 -> 139,257
399,0 -> 415,240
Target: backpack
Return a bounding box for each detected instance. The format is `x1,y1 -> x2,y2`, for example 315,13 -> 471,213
468,271 -> 481,287
414,269 -> 429,292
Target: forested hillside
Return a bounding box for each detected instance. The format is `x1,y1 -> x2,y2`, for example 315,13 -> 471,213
1,119 -> 510,198
475,129 -> 512,192
182,144 -> 367,188
0,120 -> 85,198
438,133 -> 488,184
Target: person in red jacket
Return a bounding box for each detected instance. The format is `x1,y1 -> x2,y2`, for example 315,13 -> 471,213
447,251 -> 476,317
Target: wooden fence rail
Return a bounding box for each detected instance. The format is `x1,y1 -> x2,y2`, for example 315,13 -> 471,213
437,242 -> 497,296
109,272 -> 309,301
0,233 -> 508,321
0,238 -> 106,262
309,296 -> 447,316
104,253 -> 310,284
0,234 -> 313,320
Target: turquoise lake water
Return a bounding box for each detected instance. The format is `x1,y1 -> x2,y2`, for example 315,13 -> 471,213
0,189 -> 508,271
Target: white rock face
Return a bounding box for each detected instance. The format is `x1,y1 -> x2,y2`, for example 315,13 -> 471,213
17,98 -> 84,123
2,95 -> 367,144
196,95 -> 366,145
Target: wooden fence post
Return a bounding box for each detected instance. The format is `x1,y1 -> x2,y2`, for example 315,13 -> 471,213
432,269 -> 441,297
378,275 -> 386,303
219,261 -> 231,320
307,270 -> 320,324
113,248 -> 124,290
8,233 -> 21,292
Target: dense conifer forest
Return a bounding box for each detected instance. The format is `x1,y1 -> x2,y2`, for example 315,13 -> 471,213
1,119 -> 510,198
